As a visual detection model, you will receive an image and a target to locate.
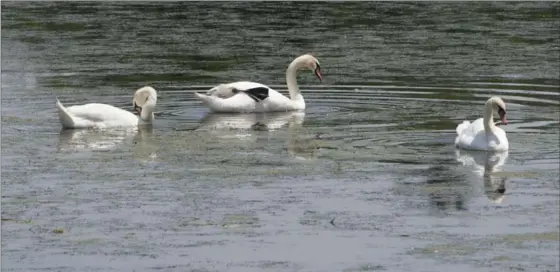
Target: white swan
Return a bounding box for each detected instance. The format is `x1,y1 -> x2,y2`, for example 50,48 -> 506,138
56,86 -> 158,129
455,96 -> 509,151
194,54 -> 322,113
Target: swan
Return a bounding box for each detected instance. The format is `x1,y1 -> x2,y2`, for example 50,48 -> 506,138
56,86 -> 158,129
194,54 -> 322,113
455,96 -> 509,151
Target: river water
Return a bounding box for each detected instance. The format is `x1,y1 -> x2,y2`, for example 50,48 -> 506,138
2,2 -> 559,272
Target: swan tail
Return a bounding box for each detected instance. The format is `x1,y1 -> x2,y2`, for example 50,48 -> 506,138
205,86 -> 219,96
56,99 -> 75,129
194,92 -> 213,104
195,92 -> 222,110
456,120 -> 470,135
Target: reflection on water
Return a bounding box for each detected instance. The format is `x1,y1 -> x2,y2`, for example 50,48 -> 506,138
424,164 -> 470,213
57,126 -> 158,162
456,149 -> 509,204
58,128 -> 134,152
196,111 -> 305,131
285,124 -> 321,161
193,111 -> 318,160
399,149 -> 510,214
57,126 -> 153,152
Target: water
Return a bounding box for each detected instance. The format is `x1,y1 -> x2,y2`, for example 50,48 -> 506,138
2,2 -> 559,271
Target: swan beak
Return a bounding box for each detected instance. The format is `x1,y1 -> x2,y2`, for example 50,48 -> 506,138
133,102 -> 142,115
314,68 -> 323,82
498,108 -> 508,125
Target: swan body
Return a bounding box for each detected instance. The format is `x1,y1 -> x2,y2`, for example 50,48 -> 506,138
57,86 -> 158,129
455,96 -> 509,151
195,54 -> 322,113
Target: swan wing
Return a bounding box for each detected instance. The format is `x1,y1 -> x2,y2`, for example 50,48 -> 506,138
456,120 -> 471,135
455,118 -> 485,149
58,102 -> 138,128
66,103 -> 136,122
196,91 -> 263,113
57,99 -> 95,128
487,127 -> 509,151
455,118 -> 508,151
197,81 -> 299,113
226,81 -> 270,90
206,84 -> 236,98
463,118 -> 485,136
206,81 -> 271,99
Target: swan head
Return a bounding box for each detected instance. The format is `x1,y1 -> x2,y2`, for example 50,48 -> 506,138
487,96 -> 507,125
132,86 -> 158,120
296,54 -> 322,82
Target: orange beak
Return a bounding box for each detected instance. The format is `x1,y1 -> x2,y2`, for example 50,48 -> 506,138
314,68 -> 323,82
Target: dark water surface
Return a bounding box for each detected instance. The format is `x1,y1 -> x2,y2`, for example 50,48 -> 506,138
2,2 -> 559,272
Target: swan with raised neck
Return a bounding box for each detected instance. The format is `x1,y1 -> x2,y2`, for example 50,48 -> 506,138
194,54 -> 322,113
455,96 -> 509,151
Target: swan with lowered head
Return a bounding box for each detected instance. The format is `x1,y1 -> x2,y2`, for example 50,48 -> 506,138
455,96 -> 509,151
194,54 -> 322,113
56,86 -> 157,129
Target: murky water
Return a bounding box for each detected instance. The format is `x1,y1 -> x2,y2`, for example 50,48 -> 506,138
2,2 -> 559,272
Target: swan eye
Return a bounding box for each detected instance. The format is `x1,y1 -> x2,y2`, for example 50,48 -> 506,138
497,107 -> 506,115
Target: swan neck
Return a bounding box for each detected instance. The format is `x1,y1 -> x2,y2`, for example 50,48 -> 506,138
286,60 -> 302,101
483,102 -> 495,133
140,96 -> 156,122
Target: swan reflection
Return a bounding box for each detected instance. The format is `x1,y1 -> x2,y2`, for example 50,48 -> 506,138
57,126 -> 154,153
195,111 -> 317,160
197,111 -> 305,131
455,149 -> 509,204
